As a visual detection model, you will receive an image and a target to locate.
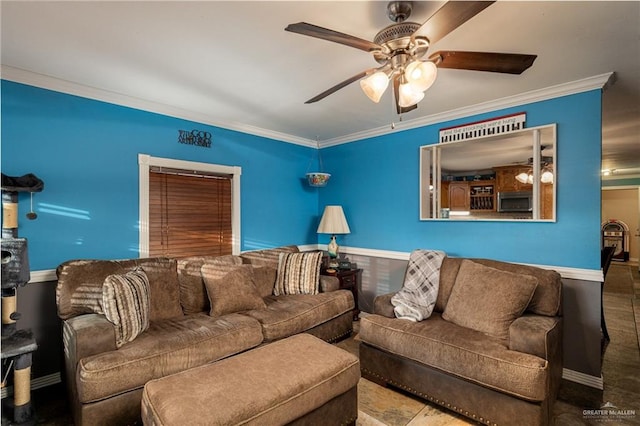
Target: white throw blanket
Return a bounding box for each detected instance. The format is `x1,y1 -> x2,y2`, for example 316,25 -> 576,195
391,249 -> 446,321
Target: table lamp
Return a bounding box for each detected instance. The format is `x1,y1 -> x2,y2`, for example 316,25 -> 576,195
317,205 -> 351,267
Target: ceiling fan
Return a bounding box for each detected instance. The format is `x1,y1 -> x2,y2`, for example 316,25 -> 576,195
285,1 -> 537,114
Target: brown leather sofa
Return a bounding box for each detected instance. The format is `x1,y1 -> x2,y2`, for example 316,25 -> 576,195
359,257 -> 563,426
56,246 -> 354,426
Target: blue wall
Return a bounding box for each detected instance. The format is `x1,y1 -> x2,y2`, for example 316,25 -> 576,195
1,81 -> 320,270
1,81 -> 603,271
319,91 -> 603,270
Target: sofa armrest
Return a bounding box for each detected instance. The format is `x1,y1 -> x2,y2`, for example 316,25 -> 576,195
63,314 -> 117,367
508,314 -> 562,360
319,275 -> 340,292
373,293 -> 396,318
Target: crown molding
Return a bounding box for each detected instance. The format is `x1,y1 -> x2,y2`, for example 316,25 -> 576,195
321,72 -> 615,147
0,65 -> 315,148
1,65 -> 612,150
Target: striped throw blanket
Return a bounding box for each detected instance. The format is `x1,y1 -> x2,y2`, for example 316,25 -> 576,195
391,249 -> 446,321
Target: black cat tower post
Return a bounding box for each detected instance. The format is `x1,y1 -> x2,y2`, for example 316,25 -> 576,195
1,173 -> 43,426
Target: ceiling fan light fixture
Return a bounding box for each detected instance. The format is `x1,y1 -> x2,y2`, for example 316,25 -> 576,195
360,71 -> 389,103
515,172 -> 530,184
541,169 -> 554,184
405,60 -> 438,92
398,81 -> 424,107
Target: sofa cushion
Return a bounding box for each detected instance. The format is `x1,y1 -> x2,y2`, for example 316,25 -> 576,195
252,265 -> 278,298
434,257 -> 464,313
442,260 -> 538,340
57,260 -> 128,319
57,258 -> 182,321
69,284 -> 105,316
359,313 -> 549,402
470,259 -> 562,316
177,255 -> 243,314
102,270 -> 151,348
76,313 -> 264,403
240,245 -> 299,267
274,251 -> 323,295
202,264 -> 266,317
140,258 -> 183,321
241,290 -> 354,342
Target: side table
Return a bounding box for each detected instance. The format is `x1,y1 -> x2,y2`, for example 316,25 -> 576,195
322,268 -> 361,321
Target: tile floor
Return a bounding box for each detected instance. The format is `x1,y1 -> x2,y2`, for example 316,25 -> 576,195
337,263 -> 640,426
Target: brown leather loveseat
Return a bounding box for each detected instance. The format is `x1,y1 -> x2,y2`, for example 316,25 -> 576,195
359,257 -> 563,426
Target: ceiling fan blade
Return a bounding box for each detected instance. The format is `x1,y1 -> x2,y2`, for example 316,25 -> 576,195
393,76 -> 418,115
305,69 -> 376,104
285,22 -> 382,52
414,1 -> 495,45
430,51 -> 537,74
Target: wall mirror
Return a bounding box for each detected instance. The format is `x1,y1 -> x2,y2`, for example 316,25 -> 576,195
420,124 -> 556,221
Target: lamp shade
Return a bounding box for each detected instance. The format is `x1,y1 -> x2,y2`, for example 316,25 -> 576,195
405,60 -> 437,92
317,205 -> 351,234
398,81 -> 425,108
360,71 -> 389,103
515,172 -> 530,184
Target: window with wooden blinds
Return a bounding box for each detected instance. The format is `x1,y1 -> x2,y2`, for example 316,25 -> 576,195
149,169 -> 232,258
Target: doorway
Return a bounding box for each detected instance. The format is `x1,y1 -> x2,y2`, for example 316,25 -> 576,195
601,186 -> 640,265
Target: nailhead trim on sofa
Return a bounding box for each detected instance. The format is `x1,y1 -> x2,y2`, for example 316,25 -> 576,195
361,367 -> 498,426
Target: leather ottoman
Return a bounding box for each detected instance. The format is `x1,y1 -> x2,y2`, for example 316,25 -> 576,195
141,333 -> 360,425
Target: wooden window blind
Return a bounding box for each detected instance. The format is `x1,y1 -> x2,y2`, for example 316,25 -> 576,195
149,168 -> 233,258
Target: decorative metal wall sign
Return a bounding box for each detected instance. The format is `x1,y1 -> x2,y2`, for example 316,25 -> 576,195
439,112 -> 526,143
178,129 -> 212,148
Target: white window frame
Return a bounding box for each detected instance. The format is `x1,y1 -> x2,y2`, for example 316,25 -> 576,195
138,153 -> 241,257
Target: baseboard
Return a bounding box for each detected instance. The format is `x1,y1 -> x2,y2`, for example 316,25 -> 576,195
1,372 -> 61,399
562,368 -> 604,390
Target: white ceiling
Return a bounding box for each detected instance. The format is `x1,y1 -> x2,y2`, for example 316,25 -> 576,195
2,1 -> 639,177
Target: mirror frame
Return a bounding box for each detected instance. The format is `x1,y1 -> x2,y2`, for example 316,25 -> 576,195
420,124 -> 556,222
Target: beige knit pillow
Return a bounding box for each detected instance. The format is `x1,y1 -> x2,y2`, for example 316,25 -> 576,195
102,270 -> 151,348
274,252 -> 323,296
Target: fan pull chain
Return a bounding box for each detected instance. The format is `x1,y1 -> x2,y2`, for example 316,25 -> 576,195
390,89 -> 396,129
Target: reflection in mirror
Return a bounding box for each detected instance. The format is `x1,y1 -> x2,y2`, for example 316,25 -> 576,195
420,124 -> 556,221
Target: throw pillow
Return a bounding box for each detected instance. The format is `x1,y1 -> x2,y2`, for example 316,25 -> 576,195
139,258 -> 183,321
442,260 -> 538,340
274,251 -> 323,296
202,264 -> 266,317
252,265 -> 278,298
470,258 -> 562,316
177,255 -> 244,314
102,270 -> 151,348
391,249 -> 446,321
